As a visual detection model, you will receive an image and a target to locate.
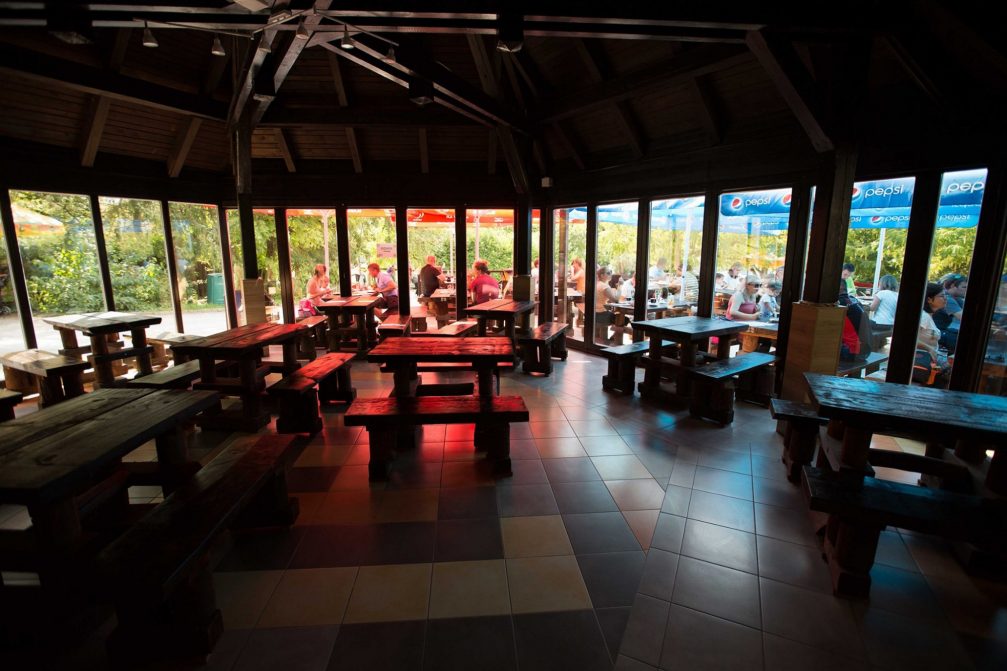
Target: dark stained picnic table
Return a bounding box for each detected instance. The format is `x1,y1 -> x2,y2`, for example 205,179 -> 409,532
42,311 -> 163,386
367,336 -> 514,398
315,294 -> 382,355
170,321 -> 306,431
464,299 -> 536,348
632,316 -> 749,399
0,388 -> 219,584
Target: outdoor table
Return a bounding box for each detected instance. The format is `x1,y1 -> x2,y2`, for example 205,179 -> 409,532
804,373 -> 1007,594
315,294 -> 381,356
0,387 -> 219,588
465,299 -> 536,348
738,320 -> 779,352
425,288 -> 456,326
632,316 -> 748,400
171,321 -> 306,431
43,311 -> 162,387
605,301 -> 691,344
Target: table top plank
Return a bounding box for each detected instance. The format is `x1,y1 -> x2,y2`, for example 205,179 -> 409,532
632,316 -> 750,340
465,298 -> 515,314
42,311 -> 162,335
0,389 -> 220,503
805,373 -> 1007,442
367,336 -> 514,363
207,323 -> 306,355
171,322 -> 301,356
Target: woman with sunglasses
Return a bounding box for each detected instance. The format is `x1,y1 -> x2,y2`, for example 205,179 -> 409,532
915,282 -> 952,387
725,275 -> 762,321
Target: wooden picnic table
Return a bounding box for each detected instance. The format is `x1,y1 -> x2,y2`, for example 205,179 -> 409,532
604,300 -> 690,345
368,336 -> 514,399
424,288 -> 456,327
171,321 -> 306,431
42,311 -> 162,387
0,388 -> 219,586
465,299 -> 536,348
315,294 -> 382,356
738,320 -> 779,353
804,372 -> 1007,594
633,316 -> 749,401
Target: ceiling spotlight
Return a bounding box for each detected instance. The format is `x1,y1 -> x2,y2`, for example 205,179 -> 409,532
382,46 -> 396,63
295,17 -> 309,40
496,12 -> 523,53
409,78 -> 434,106
142,21 -> 158,48
340,24 -> 355,50
211,34 -> 226,57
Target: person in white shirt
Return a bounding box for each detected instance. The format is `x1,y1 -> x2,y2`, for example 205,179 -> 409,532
721,262 -> 744,292
619,272 -> 636,301
648,257 -> 667,283
916,282 -> 951,386
870,274 -> 899,327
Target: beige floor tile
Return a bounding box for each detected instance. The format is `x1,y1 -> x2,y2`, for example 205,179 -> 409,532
213,570 -> 285,629
500,515 -> 574,557
534,437 -> 587,458
312,490 -> 381,524
257,567 -> 358,628
343,563 -> 432,623
606,479 -> 667,510
623,509 -> 660,550
429,560 -> 511,619
507,555 -> 593,613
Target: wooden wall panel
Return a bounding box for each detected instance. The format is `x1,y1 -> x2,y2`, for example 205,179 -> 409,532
186,120 -> 229,171
100,100 -> 180,161
0,74 -> 88,148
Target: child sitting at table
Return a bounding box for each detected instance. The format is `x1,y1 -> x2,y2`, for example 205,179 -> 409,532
758,281 -> 782,320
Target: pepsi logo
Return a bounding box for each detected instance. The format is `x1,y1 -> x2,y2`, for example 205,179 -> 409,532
730,197 -> 743,210
781,193 -> 792,207
870,215 -> 883,224
945,181 -> 984,195
851,186 -> 861,198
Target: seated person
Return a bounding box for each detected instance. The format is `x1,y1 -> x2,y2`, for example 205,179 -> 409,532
594,267 -> 621,344
669,263 -> 699,303
619,272 -> 635,301
367,262 -> 398,317
915,282 -> 951,387
725,275 -> 761,321
935,273 -> 967,353
838,280 -> 871,360
869,274 -> 899,327
470,259 -> 500,305
418,255 -> 443,299
758,281 -> 782,320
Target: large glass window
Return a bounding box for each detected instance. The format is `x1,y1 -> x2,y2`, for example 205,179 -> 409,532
287,209 -> 338,310
594,202 -> 638,346
168,202 -> 226,335
914,168 -> 986,388
0,215 -> 22,376
11,191 -> 103,352
649,196 -> 705,309
553,206 -> 587,342
226,208 -> 279,326
715,188 -> 791,320
407,208 -> 456,328
347,208 -> 397,291
100,197 -> 176,332
467,209 -> 514,306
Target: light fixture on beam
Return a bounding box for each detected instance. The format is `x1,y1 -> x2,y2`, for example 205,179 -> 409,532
211,34 -> 226,57
382,46 -> 396,63
142,21 -> 158,48
295,17 -> 309,40
496,12 -> 523,53
408,78 -> 434,106
340,24 -> 355,50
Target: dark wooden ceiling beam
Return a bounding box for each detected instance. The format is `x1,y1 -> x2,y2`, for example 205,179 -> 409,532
486,130 -> 497,175
260,106 -> 476,127
689,75 -> 722,144
275,128 -> 297,173
0,43 -> 227,120
345,127 -> 363,173
551,122 -> 586,171
418,128 -> 429,174
327,51 -> 350,107
745,29 -> 833,152
227,31 -> 271,126
537,46 -> 750,123
167,117 -> 202,177
79,96 -> 111,167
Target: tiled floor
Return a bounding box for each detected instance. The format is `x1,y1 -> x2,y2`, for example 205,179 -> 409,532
2,350 -> 1006,670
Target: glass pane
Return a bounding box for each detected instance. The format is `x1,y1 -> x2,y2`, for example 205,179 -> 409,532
99,196 -> 176,333
915,168 -> 986,388
11,190 -> 103,353
225,208 -> 280,326
553,207 -> 587,342
288,209 -> 337,316
0,212 -> 23,377
348,208 -> 398,314
595,201 -> 638,346
649,196 -> 704,309
715,188 -> 791,323
168,202 -> 227,336
467,209 -> 513,306
982,252 -> 1007,396
407,208 -> 456,329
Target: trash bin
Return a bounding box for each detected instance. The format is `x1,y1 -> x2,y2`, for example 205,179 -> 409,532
207,273 -> 225,305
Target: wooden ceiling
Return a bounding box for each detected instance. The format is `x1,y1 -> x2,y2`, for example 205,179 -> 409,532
0,1 -> 1004,196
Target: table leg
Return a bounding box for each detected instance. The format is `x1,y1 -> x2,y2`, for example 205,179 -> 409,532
476,364 -> 496,398
38,374 -> 65,408
281,338 -> 299,374
90,334 -> 116,387
639,335 -> 663,398
130,327 -> 154,376
61,370 -> 85,399
325,313 -> 341,352
505,317 -> 517,349
477,317 -> 488,337
391,362 -> 419,397
56,327 -> 80,354
716,335 -> 733,360
198,355 -> 217,384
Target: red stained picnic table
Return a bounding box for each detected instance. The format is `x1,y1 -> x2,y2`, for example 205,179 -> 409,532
171,322 -> 307,431
464,299 -> 536,349
367,336 -> 514,399
43,311 -> 162,387
315,294 -> 382,356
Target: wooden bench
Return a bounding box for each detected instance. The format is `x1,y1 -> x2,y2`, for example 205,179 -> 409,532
126,359 -> 203,390
517,322 -> 568,374
296,314 -> 329,360
600,340 -> 650,395
683,352 -> 776,425
0,388 -> 22,422
345,395 -> 529,480
377,314 -> 410,340
837,351 -> 888,378
0,349 -> 89,408
268,353 -> 356,434
378,360 -> 513,395
410,305 -> 429,332
97,434 -> 301,664
426,321 -> 479,337
770,398 -> 828,483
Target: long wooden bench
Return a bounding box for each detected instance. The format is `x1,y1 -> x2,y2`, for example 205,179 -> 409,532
770,398 -> 828,483
378,360 -> 513,394
425,321 -> 479,337
377,314 -> 410,340
296,314 -> 329,360
268,353 -> 356,433
345,395 -> 528,480
97,434 -> 301,665
0,349 -> 89,408
517,322 -> 568,374
683,352 -> 776,425
126,359 -> 204,390
837,351 -> 888,378
0,388 -> 22,422
600,340 -> 650,395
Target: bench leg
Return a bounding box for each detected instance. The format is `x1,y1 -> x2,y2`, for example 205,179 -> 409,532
368,426 -> 395,481
275,389 -> 323,435
823,515 -> 882,597
782,420 -> 819,484
235,467 -> 300,529
319,367 -> 356,404
550,335 -> 568,361
486,423 -> 512,476
37,375 -> 65,408
689,379 -> 735,425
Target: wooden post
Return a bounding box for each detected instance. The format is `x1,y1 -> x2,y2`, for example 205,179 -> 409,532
802,145 -> 858,304
538,205 -> 554,324
161,200 -> 185,333
216,204 -> 239,328
0,188 -> 37,348
886,170 -> 941,383
514,200 -> 532,275
394,204 -> 410,317
274,208 -> 295,323
335,205 -> 352,296
90,194 -> 116,311
583,201 -> 598,346
634,199 -> 651,336
235,109 -> 258,281
696,188 -> 720,319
